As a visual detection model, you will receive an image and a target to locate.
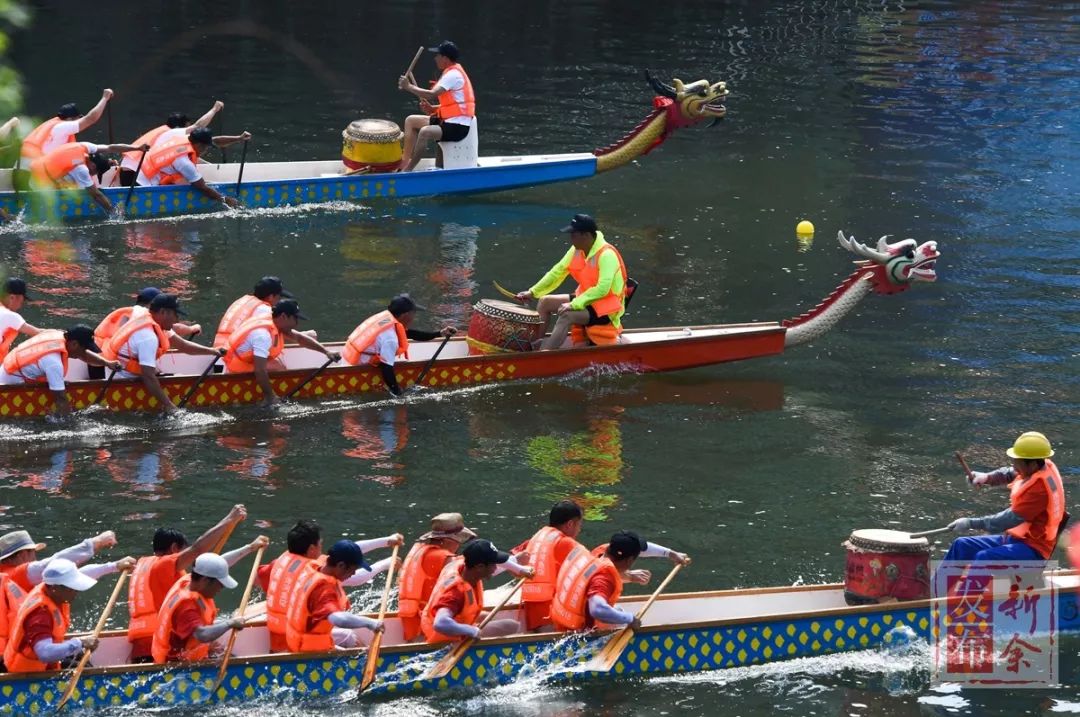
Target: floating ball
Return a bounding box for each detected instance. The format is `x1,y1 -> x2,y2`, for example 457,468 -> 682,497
796,220 -> 815,235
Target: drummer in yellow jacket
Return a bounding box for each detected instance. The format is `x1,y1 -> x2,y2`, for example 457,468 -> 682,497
340,295 -> 456,396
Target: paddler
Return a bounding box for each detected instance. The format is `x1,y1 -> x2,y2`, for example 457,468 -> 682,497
341,294 -> 457,397
214,276 -> 300,349
515,214 -> 629,350
99,293 -> 226,415
94,287 -> 201,350
397,512 -> 478,642
257,520 -> 403,652
151,553 -> 247,664
944,431 -> 1066,562
0,325 -> 120,416
134,127 -> 246,209
509,500 -> 587,632
29,140 -> 151,213
396,40 -> 475,172
222,300 -> 342,407
118,101 -> 224,186
0,278 -> 42,362
16,90 -> 114,185
0,529 -> 119,594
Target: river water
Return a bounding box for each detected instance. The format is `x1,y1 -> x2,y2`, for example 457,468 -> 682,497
3,0 -> 1079,714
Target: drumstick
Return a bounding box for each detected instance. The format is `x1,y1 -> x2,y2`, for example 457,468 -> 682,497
404,46 -> 424,83
955,451 -> 976,484
492,280 -> 520,302
909,527 -> 951,538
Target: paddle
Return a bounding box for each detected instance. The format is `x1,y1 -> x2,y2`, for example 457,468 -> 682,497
55,567 -> 132,710
176,354 -> 221,410
91,368 -> 118,407
211,545 -> 266,696
107,102 -> 114,144
122,148 -> 148,214
956,451 -> 976,484
585,561 -> 686,672
282,356 -> 337,401
909,527 -> 951,539
358,543 -> 401,694
409,334 -> 451,392
234,139 -> 249,198
424,576 -> 527,680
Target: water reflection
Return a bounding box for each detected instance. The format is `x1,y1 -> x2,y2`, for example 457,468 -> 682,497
95,443 -> 178,499
341,405 -> 409,486
121,224 -> 200,296
217,421 -> 291,488
426,222 -> 479,328
1,448 -> 74,495
22,237 -> 93,317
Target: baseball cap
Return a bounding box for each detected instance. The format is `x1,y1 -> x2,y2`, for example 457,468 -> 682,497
188,127 -> 214,146
462,539 -> 510,567
327,539 -> 372,571
65,324 -> 101,352
428,41 -> 460,62
136,287 -> 162,304
608,530 -> 648,560
149,293 -> 187,316
561,214 -> 598,234
272,299 -> 308,320
4,278 -> 28,298
88,152 -> 112,177
387,294 -> 426,317
57,103 -> 81,120
419,513 -> 477,544
193,553 -> 237,588
42,558 -> 97,591
0,530 -> 46,560
253,276 -> 293,300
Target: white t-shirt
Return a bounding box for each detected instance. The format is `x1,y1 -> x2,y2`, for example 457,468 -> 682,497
0,352 -> 66,391
137,154 -> 201,187
234,327 -> 273,361
435,69 -> 473,127
0,305 -> 26,338
116,327 -> 163,378
363,326 -> 400,367
19,119 -> 81,168
61,142 -> 102,189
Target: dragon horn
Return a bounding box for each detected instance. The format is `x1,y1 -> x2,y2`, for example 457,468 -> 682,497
875,235 -> 893,253
644,70 -> 677,99
837,231 -> 889,263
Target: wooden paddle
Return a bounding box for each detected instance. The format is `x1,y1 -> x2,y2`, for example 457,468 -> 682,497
90,368 -> 118,407
122,148 -> 148,214
358,543 -> 401,694
283,356 -> 337,401
956,451 -> 976,484
211,545 -> 266,695
909,527 -> 951,539
176,354 -> 222,410
56,567 -> 132,710
424,576 -> 527,680
409,334 -> 452,391
234,139 -> 249,198
585,561 -> 686,672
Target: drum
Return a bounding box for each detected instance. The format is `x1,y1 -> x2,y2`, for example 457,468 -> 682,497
341,119 -> 403,173
466,299 -> 544,356
842,529 -> 930,605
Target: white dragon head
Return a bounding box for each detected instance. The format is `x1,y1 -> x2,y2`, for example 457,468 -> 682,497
837,231 -> 940,295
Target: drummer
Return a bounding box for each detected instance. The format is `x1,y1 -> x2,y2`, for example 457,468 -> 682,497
341,295 -> 456,397
515,214 -> 629,350
944,431 -> 1066,563
396,40 -> 475,172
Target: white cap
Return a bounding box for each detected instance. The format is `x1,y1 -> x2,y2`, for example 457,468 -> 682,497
193,553 -> 237,589
42,559 -> 97,591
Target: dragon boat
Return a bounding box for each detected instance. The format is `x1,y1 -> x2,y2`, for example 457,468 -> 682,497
2,569 -> 1077,712
0,232 -> 940,419
0,74 -> 727,223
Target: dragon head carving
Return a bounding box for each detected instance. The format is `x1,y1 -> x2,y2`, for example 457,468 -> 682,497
837,231 -> 940,295
646,71 -> 728,129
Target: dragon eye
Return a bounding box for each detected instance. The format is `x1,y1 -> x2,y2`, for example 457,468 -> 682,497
697,88 -> 708,96
905,250 -> 915,259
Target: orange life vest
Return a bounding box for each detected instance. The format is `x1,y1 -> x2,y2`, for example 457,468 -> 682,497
568,243 -> 627,319
549,547 -> 623,631
29,142 -> 90,188
0,574 -> 28,655
265,551 -> 315,651
126,554 -> 183,643
1,329 -> 68,382
140,135 -> 197,184
124,125 -> 168,166
435,64 -> 476,120
94,305 -> 149,348
397,543 -> 450,618
101,315 -> 169,375
21,118 -> 75,163
285,570 -> 349,653
1007,460 -> 1066,559
341,311 -> 409,366
214,295 -> 270,349
420,557 -> 483,643
3,584 -> 70,673
521,527 -> 580,603
224,317 -> 284,373
151,579 -> 215,664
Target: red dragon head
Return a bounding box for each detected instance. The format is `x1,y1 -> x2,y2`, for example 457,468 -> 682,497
647,71 -> 728,130
837,231 -> 940,295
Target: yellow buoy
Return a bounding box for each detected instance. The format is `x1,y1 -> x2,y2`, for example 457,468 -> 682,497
796,220 -> 814,235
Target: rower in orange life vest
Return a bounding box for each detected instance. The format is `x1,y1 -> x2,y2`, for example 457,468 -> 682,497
152,553 -> 248,664
0,278 -> 42,362
29,140 -> 150,214
223,300 -> 342,407
135,127 -> 248,209
118,101 -> 224,187
257,520 -> 402,652
214,276 -> 314,349
944,431 -> 1067,563
516,214 -> 630,350
397,512 -> 479,642
0,325 -> 120,416
509,500 -> 588,632
341,294 -> 457,397
94,287 -> 201,352
397,40 -> 475,172
16,90 -> 113,188
100,293 -> 225,415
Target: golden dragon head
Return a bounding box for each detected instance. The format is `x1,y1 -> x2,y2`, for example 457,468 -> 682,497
646,71 -> 728,127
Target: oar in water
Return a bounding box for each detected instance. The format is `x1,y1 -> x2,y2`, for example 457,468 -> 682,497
358,543 -> 401,694
585,561 -> 687,672
409,334 -> 452,392
234,139 -> 249,199
176,354 -> 222,410
122,148 -> 148,214
90,368 -> 118,407
55,567 -> 132,710
211,545 -> 266,696
955,451 -> 976,484
282,356 -> 337,401
424,576 -> 527,680
909,527 -> 951,539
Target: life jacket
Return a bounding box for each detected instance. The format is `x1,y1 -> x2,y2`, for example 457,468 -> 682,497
521,527 -> 580,604
124,125 -> 168,167
567,239 -> 627,319
435,64 -> 476,120
21,118 -> 75,163
285,570 -> 349,653
29,142 -> 90,188
1,329 -> 68,382
151,579 -> 216,664
265,551 -> 316,652
397,543 -> 451,618
549,547 -> 623,631
214,295 -> 270,349
1006,460 -> 1067,559
224,317 -> 284,373
341,311 -> 409,366
127,554 -> 183,643
140,134 -> 197,184
0,574 -> 28,655
3,584 -> 70,673
0,308 -> 24,362
94,305 -> 148,348
101,315 -> 169,375
420,557 -> 483,643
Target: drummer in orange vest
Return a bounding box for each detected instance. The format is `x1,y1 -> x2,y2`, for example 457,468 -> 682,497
135,127 -> 248,208
341,294 -> 456,397
0,325 -> 120,416
223,300 -> 341,407
29,140 -> 150,213
16,91 -> 113,183
0,278 -> 42,362
100,293 -> 225,415
118,101 -> 224,186
516,214 -> 629,350
509,500 -> 587,632
151,553 -> 246,664
397,512 -> 478,642
397,40 -> 476,172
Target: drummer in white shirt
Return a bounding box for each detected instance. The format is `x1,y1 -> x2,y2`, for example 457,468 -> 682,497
396,41 -> 476,172
0,278 -> 42,362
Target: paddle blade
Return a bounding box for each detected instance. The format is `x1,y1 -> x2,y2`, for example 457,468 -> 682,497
359,632 -> 385,692
584,627 -> 634,672
425,640 -> 470,680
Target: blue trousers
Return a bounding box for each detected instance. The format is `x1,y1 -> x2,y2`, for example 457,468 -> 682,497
942,534 -> 1042,563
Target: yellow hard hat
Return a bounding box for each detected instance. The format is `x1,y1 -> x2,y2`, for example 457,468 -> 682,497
1006,431 -> 1054,460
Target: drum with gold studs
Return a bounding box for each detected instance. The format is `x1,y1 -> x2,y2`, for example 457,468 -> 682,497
842,528 -> 931,605
341,119 -> 403,173
466,299 -> 545,356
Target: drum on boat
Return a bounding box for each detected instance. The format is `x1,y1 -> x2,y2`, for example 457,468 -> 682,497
466,299 -> 544,356
842,529 -> 930,605
341,119 -> 403,173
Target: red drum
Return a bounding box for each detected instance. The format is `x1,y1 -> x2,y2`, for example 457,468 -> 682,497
466,299 -> 544,356
843,529 -> 930,605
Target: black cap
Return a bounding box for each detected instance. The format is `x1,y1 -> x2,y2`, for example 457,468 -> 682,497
327,539 -> 372,571
462,539 -> 510,567
136,287 -> 162,304
562,213 -> 598,234
253,276 -> 293,300
428,40 -> 460,62
149,293 -> 187,316
607,530 -> 647,560
4,278 -> 28,297
387,294 -> 425,317
88,152 -> 112,178
64,324 -> 100,352
165,112 -> 190,129
188,127 -> 214,146
57,103 -> 80,120
272,299 -> 308,320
